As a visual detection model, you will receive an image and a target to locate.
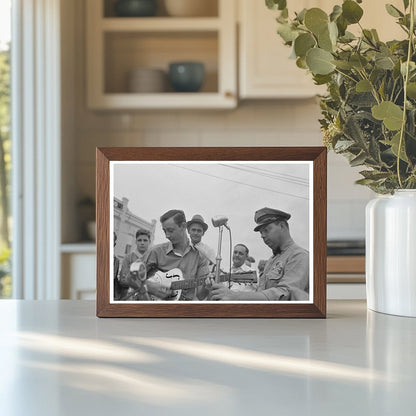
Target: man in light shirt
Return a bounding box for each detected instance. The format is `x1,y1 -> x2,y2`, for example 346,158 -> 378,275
186,214 -> 216,265
227,244 -> 257,293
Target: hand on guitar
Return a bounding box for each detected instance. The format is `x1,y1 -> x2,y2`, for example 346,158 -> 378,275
196,273 -> 215,300
210,283 -> 238,301
146,279 -> 173,300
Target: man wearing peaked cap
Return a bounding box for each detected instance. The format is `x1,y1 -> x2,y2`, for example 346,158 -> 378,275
210,206 -> 309,301
253,207 -> 291,232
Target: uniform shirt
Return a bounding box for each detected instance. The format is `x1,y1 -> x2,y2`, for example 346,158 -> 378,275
145,240 -> 210,301
258,241 -> 309,301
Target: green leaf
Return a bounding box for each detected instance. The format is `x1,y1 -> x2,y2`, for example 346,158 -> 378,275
372,101 -> 404,131
328,21 -> 338,45
375,55 -> 395,70
350,152 -> 367,167
360,170 -> 391,181
304,8 -> 329,35
371,29 -> 380,43
342,0 -> 364,24
306,48 -> 335,75
388,132 -> 409,162
385,4 -> 404,18
334,140 -> 355,152
363,29 -> 376,46
318,27 -> 334,52
313,74 -> 332,85
336,15 -> 348,36
330,5 -> 342,22
356,79 -> 372,92
266,0 -> 287,11
401,61 -> 416,76
350,54 -> 368,70
344,114 -> 367,147
339,31 -> 356,43
296,8 -> 307,23
407,82 -> 416,99
333,60 -> 352,70
294,33 -> 316,58
277,23 -> 299,43
296,57 -> 308,69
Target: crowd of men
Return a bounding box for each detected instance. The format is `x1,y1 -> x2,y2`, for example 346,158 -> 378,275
113,207 -> 309,302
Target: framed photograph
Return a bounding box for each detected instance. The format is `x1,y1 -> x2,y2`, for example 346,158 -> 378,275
96,147 -> 327,318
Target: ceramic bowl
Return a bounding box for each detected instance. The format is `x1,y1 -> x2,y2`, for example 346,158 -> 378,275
128,68 -> 167,93
114,0 -> 158,17
168,62 -> 205,92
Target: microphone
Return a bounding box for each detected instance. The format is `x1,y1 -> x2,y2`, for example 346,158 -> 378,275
212,215 -> 229,229
129,261 -> 147,282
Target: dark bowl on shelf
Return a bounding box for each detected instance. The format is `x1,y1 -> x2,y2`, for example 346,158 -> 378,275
168,61 -> 205,93
114,0 -> 158,17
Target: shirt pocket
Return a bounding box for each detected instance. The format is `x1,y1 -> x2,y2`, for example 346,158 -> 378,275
265,266 -> 284,289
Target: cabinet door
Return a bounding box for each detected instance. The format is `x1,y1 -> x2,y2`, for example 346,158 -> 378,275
239,0 -> 404,99
239,0 -> 326,99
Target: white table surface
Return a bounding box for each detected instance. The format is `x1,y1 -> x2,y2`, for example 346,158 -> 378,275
0,300 -> 415,416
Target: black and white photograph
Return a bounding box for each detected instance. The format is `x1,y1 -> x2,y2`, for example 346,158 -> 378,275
110,161 -> 313,304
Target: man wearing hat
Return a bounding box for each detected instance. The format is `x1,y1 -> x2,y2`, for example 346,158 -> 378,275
210,207 -> 309,301
186,214 -> 216,265
142,209 -> 210,300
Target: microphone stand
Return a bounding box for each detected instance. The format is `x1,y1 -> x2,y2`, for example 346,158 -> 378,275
215,225 -> 224,283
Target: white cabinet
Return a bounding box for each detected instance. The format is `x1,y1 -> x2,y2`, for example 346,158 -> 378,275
61,245 -> 96,300
238,0 -> 404,99
238,0 -> 325,99
86,0 -> 237,109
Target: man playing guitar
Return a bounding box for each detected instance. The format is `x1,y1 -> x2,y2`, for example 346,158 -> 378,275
143,209 -> 210,301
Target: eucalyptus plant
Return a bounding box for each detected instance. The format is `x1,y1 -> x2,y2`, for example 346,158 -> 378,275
266,0 -> 416,193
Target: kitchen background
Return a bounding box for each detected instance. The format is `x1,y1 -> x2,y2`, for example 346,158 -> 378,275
60,0 -> 400,299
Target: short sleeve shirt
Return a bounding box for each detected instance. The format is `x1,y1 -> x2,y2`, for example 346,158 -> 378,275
227,263 -> 257,293
258,242 -> 309,301
145,240 -> 210,301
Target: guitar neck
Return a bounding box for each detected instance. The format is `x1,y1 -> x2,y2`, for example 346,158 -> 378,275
170,271 -> 257,291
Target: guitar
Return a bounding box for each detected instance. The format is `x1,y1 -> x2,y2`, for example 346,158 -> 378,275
147,268 -> 257,301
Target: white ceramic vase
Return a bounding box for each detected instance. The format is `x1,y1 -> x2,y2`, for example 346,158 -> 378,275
366,190 -> 416,317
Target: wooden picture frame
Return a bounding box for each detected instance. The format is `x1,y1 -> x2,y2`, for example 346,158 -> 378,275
97,147 -> 327,318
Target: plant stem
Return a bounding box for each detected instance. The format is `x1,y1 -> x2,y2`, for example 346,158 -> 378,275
397,0 -> 415,188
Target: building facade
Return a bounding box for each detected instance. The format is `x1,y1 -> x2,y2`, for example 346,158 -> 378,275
113,197 -> 156,260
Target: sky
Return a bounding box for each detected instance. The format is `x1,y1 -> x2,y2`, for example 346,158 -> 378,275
112,161 -> 312,270
0,0 -> 11,49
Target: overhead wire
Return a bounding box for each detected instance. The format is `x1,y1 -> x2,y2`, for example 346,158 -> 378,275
220,164 -> 309,187
241,164 -> 310,183
171,164 -> 309,201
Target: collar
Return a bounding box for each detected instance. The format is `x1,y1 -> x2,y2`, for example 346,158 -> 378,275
273,240 -> 295,256
165,238 -> 193,255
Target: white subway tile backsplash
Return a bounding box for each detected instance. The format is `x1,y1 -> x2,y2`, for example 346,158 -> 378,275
132,111 -> 180,130
142,130 -> 200,146
178,111 -> 227,130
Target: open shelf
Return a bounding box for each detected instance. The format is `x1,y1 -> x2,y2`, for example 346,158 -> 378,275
103,0 -> 219,18
86,0 -> 236,109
